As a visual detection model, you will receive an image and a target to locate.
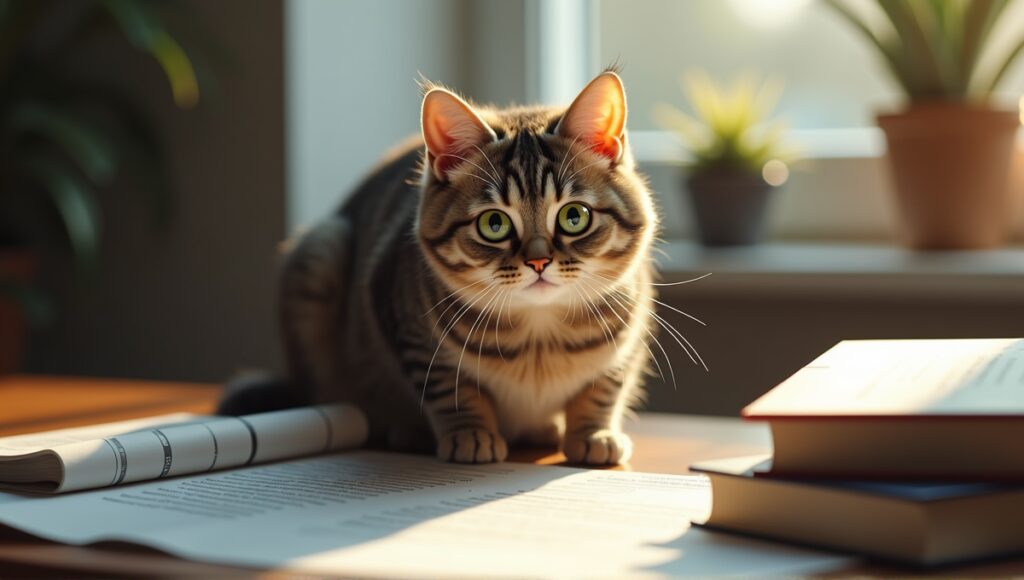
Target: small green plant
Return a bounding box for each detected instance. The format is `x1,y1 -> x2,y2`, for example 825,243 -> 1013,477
0,0 -> 211,325
655,71 -> 796,177
826,0 -> 1024,100
0,0 -> 208,271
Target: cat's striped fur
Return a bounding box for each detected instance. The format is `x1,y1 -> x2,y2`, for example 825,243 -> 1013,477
276,72 -> 657,464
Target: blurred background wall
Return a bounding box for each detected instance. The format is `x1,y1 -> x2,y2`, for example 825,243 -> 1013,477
28,0 -> 286,381
287,0 -> 530,227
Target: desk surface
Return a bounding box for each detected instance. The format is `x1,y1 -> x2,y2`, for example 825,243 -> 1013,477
0,375 -> 1021,577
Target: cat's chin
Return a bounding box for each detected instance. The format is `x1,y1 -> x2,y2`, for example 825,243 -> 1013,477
515,280 -> 569,305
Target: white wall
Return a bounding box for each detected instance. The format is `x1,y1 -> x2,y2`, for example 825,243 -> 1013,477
286,0 -> 468,229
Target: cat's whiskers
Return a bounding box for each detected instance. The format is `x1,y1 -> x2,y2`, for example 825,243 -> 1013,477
476,287 -> 507,394
576,275 -> 656,373
565,157 -> 610,184
607,286 -> 676,389
597,270 -> 713,288
646,272 -> 714,287
561,285 -> 577,322
572,286 -> 592,333
506,288 -> 516,330
421,283 -> 499,409
580,275 -> 675,389
557,134 -> 582,182
429,280 -> 491,335
568,288 -> 580,325
494,287 -> 513,362
647,303 -> 706,371
424,278 -> 488,317
590,271 -> 707,326
593,276 -> 708,372
471,144 -> 502,185
454,284 -> 505,406
436,153 -> 499,189
590,271 -> 707,327
651,241 -> 672,263
576,283 -> 619,353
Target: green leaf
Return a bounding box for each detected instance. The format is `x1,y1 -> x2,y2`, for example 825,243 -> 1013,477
964,0 -> 1012,94
21,155 -> 103,272
50,80 -> 175,229
652,103 -> 708,152
824,0 -> 913,96
961,0 -> 997,87
656,72 -> 796,175
982,33 -> 1024,93
101,0 -> 200,108
916,0 -> 963,93
879,0 -> 947,96
10,102 -> 119,185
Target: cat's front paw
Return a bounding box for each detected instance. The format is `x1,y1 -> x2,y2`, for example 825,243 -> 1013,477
563,429 -> 632,465
437,428 -> 508,463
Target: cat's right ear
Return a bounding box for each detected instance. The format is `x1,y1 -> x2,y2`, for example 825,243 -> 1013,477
421,88 -> 497,181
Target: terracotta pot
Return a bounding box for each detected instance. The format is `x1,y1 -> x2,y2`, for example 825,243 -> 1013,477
686,170 -> 775,246
877,103 -> 1020,249
0,249 -> 36,375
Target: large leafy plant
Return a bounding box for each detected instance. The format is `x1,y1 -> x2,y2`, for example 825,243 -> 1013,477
826,0 -> 1024,100
655,72 -> 796,177
0,0 -> 205,272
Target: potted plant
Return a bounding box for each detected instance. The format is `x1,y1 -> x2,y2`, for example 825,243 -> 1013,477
656,72 -> 796,246
827,0 -> 1024,249
0,0 -> 208,374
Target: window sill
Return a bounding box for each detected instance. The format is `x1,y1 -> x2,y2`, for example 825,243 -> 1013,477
654,240 -> 1024,301
632,129 -> 1024,243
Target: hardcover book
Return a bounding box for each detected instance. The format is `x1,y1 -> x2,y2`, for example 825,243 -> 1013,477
693,455 -> 1024,566
743,338 -> 1024,479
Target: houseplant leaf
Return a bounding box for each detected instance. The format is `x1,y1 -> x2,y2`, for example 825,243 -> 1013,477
982,35 -> 1024,94
961,0 -> 1007,90
49,79 -> 175,228
877,0 -> 947,96
100,0 -> 200,108
21,154 -> 103,272
823,0 -> 912,95
10,102 -> 119,186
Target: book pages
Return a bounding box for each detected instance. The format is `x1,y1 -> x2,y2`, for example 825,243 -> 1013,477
745,338 -> 1024,416
0,451 -> 851,578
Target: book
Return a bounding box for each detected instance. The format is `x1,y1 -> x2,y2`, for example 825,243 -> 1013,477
0,421 -> 853,578
742,338 -> 1024,479
693,454 -> 1024,566
0,405 -> 368,493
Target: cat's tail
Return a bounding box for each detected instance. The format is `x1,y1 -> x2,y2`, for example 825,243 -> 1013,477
216,370 -> 310,416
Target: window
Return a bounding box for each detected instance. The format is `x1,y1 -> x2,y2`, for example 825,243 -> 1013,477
587,0 -> 1024,242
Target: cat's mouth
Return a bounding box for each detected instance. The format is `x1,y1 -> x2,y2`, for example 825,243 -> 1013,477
527,278 -> 557,290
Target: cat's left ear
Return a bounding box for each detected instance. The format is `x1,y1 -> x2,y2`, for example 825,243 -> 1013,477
557,72 -> 627,163
421,88 -> 497,181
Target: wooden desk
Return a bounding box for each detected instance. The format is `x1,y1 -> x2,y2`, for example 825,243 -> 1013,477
0,375 -> 1021,577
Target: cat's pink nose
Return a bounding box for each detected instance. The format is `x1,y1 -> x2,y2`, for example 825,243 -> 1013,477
526,257 -> 551,273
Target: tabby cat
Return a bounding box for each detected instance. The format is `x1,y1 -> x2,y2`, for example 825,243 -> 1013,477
227,71 -> 661,465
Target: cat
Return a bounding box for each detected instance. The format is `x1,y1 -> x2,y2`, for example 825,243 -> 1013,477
220,71 -> 659,465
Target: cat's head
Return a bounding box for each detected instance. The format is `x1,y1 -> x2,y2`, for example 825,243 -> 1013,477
416,72 -> 657,308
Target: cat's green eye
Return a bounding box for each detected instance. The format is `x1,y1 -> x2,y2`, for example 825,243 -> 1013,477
477,210 -> 513,242
557,203 -> 591,236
